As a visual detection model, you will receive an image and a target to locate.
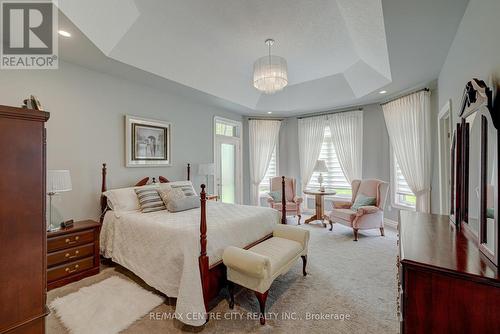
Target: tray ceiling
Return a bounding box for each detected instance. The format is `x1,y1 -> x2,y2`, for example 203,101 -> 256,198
58,0 -> 392,112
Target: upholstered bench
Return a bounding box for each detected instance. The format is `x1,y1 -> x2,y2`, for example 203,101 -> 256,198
222,225 -> 310,325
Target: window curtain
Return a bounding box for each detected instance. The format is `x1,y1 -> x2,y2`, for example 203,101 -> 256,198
382,90 -> 432,212
298,116 -> 326,191
249,119 -> 281,205
326,110 -> 363,183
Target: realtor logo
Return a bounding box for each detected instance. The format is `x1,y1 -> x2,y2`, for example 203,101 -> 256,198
1,0 -> 58,69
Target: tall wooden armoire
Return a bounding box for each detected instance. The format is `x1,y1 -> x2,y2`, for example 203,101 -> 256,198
0,105 -> 50,334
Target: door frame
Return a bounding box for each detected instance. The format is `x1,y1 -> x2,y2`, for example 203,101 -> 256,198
438,100 -> 452,214
213,116 -> 243,204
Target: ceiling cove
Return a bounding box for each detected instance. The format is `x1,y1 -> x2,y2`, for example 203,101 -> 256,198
57,0 -> 391,113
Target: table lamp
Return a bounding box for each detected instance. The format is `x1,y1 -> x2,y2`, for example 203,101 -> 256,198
198,163 -> 215,194
313,160 -> 329,192
47,170 -> 72,231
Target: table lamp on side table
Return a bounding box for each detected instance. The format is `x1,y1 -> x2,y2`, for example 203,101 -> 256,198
47,170 -> 72,231
198,163 -> 215,194
313,160 -> 329,192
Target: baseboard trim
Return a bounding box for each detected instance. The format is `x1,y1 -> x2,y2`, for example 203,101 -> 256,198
384,218 -> 399,230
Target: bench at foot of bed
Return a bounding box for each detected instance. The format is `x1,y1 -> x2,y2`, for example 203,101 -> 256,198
222,224 -> 310,325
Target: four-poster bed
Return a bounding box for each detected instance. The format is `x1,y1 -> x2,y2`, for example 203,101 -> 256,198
98,163 -> 287,325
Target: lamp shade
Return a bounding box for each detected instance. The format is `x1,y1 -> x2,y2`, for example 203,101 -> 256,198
313,160 -> 329,173
47,170 -> 72,193
253,55 -> 288,94
198,163 -> 215,176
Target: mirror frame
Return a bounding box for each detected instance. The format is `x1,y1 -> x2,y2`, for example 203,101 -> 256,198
450,127 -> 461,225
478,110 -> 498,264
457,78 -> 499,265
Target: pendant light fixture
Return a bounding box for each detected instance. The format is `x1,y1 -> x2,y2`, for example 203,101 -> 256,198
253,39 -> 288,94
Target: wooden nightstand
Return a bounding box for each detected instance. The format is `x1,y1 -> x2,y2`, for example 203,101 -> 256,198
47,220 -> 101,291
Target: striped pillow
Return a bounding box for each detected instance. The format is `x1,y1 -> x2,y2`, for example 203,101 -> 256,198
135,188 -> 166,213
160,181 -> 197,197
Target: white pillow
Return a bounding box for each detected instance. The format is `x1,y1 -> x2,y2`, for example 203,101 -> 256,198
104,185 -> 158,212
159,188 -> 186,205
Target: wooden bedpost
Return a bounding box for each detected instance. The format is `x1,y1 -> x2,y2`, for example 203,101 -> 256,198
100,163 -> 107,222
281,176 -> 286,224
187,163 -> 191,181
199,184 -> 209,311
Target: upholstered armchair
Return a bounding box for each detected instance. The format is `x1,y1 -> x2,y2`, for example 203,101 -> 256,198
328,179 -> 389,241
266,176 -> 303,224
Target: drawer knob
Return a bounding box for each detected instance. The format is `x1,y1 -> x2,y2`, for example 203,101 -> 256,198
65,250 -> 80,259
65,236 -> 79,245
65,264 -> 80,274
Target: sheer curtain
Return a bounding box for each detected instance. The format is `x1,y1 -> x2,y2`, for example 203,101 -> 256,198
382,90 -> 432,212
298,116 -> 326,192
249,119 -> 282,205
327,110 -> 363,183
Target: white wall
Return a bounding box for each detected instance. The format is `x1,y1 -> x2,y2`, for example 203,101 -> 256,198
436,0 -> 500,215
438,0 -> 500,124
429,85 -> 441,214
361,104 -> 399,221
279,117 -> 301,188
0,61 -> 242,222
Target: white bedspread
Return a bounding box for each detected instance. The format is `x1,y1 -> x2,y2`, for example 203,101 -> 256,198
100,201 -> 279,326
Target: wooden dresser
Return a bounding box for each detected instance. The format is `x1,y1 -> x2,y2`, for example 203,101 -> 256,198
0,106 -> 49,334
398,211 -> 500,333
47,220 -> 101,291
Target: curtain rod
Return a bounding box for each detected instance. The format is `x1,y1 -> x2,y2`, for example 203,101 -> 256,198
296,107 -> 363,120
380,88 -> 430,106
247,117 -> 285,121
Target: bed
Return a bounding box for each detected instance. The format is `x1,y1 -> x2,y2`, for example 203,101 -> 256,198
98,163 -> 286,326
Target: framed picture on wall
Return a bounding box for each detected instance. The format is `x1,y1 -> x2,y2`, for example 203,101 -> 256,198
125,115 -> 171,167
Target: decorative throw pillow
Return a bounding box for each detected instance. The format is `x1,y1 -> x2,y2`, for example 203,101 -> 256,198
166,196 -> 200,212
135,188 -> 166,213
159,188 -> 186,205
268,191 -> 282,202
159,181 -> 197,197
350,194 -> 376,211
104,186 -> 144,212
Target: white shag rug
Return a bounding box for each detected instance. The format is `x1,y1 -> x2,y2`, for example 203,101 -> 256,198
50,276 -> 164,334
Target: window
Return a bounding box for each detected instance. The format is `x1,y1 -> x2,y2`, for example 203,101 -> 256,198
259,145 -> 278,193
215,119 -> 239,137
393,155 -> 416,209
307,126 -> 351,196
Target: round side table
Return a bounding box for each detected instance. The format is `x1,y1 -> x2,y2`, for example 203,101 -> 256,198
303,189 -> 337,226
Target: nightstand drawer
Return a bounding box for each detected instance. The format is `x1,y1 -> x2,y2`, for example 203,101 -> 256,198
47,256 -> 94,283
47,243 -> 94,267
47,230 -> 94,252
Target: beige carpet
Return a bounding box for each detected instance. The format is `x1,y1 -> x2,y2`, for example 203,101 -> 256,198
47,218 -> 399,334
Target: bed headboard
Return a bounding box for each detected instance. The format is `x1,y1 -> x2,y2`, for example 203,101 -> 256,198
99,162 -> 191,220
